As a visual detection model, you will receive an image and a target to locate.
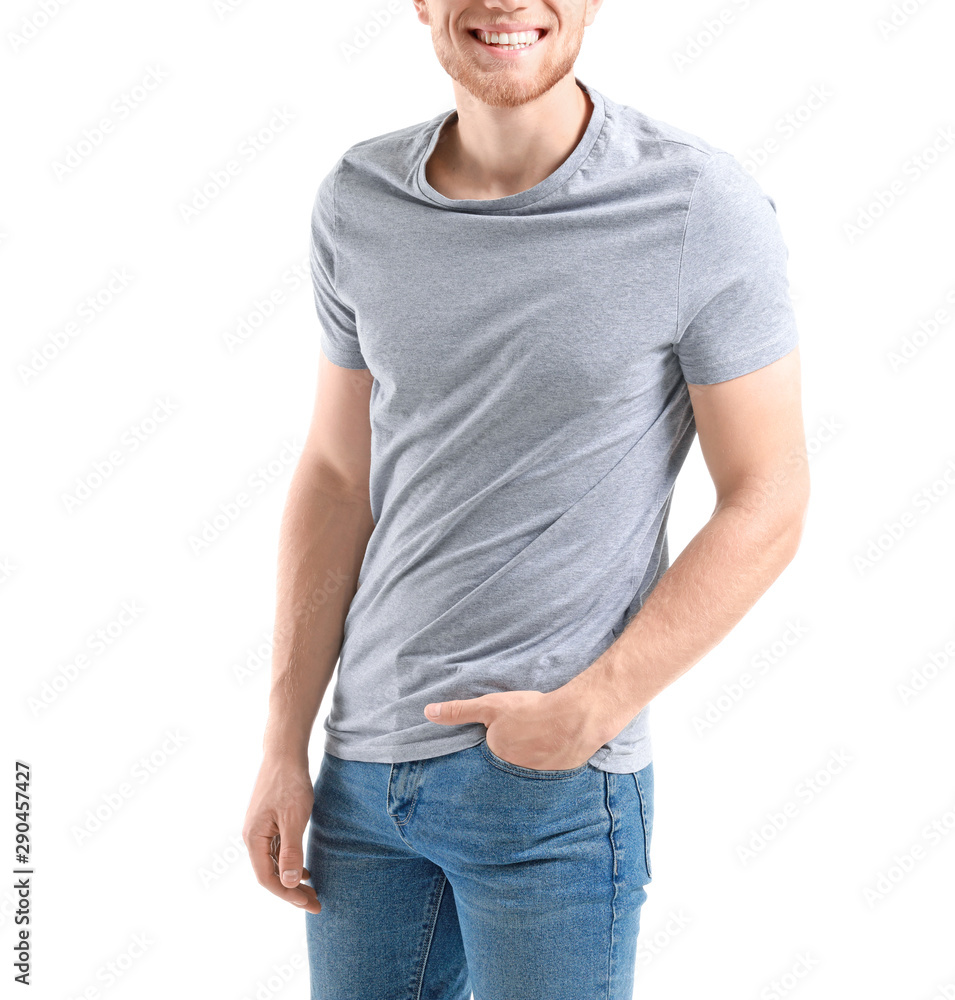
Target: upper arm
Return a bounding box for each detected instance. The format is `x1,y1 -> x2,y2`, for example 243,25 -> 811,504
300,351 -> 374,499
303,159 -> 373,496
687,346 -> 809,520
674,150 -> 808,521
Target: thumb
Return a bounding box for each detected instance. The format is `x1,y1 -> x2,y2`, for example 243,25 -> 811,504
424,695 -> 490,726
277,824 -> 306,888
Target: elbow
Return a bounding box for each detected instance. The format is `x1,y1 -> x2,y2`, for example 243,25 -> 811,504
773,483 -> 810,564
778,504 -> 808,563
720,477 -> 810,564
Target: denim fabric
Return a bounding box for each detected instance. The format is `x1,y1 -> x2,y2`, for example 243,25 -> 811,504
305,739 -> 654,999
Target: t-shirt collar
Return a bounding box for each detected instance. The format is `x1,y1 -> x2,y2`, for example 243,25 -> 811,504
414,78 -> 605,212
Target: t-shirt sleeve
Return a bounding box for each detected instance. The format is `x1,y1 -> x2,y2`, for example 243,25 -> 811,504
672,151 -> 799,385
310,159 -> 368,370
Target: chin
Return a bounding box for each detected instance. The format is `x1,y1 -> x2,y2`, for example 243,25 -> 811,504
432,30 -> 582,109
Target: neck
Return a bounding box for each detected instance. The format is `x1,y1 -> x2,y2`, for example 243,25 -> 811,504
429,75 -> 593,200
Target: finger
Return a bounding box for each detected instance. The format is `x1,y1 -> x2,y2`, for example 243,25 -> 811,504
248,830 -> 284,889
287,877 -> 322,914
277,817 -> 321,913
246,831 -> 321,913
425,695 -> 487,725
277,819 -> 306,888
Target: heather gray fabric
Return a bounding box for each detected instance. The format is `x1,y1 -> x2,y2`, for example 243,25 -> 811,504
308,78 -> 799,773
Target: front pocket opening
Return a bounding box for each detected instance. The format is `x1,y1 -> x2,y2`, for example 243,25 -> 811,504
480,739 -> 590,779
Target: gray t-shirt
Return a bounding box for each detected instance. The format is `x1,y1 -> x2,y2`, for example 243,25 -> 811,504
309,78 -> 799,773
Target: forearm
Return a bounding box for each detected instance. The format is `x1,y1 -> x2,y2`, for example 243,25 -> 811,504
562,492 -> 807,740
261,459 -> 375,763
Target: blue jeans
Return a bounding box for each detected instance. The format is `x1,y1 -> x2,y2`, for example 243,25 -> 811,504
304,737 -> 654,1000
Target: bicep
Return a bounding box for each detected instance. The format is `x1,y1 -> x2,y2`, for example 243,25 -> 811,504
300,350 -> 374,499
686,346 -> 809,515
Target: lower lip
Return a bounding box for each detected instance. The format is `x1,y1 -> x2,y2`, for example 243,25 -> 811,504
469,30 -> 547,57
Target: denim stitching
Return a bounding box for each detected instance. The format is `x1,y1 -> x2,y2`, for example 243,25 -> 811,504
633,770 -> 652,880
606,771 -> 620,1000
479,739 -> 589,779
395,760 -> 424,827
412,871 -> 448,1000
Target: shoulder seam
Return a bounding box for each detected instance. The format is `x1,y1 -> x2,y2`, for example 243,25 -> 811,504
673,151 -> 721,345
610,102 -> 725,157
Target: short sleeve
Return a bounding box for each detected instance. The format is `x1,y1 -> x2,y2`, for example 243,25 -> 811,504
310,160 -> 368,370
673,151 -> 798,385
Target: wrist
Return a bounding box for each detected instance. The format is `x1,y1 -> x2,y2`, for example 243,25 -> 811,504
552,654 -> 638,747
262,718 -> 311,765
261,742 -> 310,768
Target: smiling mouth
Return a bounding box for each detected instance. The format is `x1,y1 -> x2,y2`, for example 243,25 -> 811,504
470,28 -> 548,51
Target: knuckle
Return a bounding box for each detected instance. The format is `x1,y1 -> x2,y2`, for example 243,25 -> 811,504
278,809 -> 308,831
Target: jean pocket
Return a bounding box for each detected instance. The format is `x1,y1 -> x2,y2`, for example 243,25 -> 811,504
633,761 -> 654,880
478,737 -> 591,779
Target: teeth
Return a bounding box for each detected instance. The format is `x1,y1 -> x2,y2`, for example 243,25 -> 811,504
478,29 -> 541,48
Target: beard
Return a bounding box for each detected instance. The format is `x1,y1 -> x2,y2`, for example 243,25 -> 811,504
428,18 -> 586,109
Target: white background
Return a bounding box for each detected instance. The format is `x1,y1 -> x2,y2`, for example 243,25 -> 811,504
2,1 -> 953,998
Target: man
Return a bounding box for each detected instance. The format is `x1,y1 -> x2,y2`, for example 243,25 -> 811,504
242,1 -> 809,997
